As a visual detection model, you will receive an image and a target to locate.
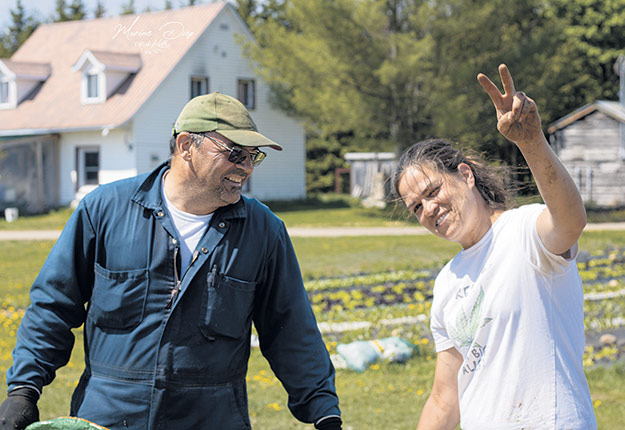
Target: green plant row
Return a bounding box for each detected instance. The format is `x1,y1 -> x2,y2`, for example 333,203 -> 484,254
305,269 -> 436,292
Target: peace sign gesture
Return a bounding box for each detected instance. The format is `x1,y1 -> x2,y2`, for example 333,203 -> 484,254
477,64 -> 543,146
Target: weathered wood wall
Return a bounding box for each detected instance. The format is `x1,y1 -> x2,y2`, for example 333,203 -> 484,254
553,111 -> 625,207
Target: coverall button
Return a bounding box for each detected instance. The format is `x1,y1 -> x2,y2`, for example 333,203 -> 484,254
218,222 -> 226,228
201,247 -> 208,253
172,238 -> 178,245
156,210 -> 164,217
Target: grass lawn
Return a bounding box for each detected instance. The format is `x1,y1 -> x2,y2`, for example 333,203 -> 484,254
1,232 -> 624,428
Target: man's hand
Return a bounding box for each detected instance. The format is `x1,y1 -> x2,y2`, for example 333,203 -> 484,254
477,64 -> 543,146
0,387 -> 39,430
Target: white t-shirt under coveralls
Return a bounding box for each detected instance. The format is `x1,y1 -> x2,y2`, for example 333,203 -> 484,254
430,204 -> 597,430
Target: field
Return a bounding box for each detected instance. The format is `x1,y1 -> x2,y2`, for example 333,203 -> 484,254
1,212 -> 625,428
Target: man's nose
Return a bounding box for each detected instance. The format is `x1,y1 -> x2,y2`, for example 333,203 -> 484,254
238,151 -> 255,170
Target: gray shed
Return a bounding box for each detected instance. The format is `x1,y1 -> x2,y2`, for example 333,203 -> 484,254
344,152 -> 396,207
548,101 -> 625,207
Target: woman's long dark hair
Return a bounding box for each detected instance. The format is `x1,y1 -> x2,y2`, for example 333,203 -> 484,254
391,138 -> 509,211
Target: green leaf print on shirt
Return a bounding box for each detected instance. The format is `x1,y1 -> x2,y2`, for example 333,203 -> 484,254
448,286 -> 492,348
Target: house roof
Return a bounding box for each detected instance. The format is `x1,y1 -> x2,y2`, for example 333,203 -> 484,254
547,100 -> 625,134
0,2 -> 228,136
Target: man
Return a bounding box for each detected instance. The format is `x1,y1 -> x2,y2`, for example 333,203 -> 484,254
0,93 -> 342,430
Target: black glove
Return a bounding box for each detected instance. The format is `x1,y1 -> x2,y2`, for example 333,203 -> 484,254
0,387 -> 40,430
314,416 -> 342,430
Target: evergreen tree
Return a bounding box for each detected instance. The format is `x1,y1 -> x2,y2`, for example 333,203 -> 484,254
1,0 -> 39,56
120,0 -> 136,15
235,0 -> 257,27
164,0 -> 173,10
94,0 -> 106,18
68,0 -> 86,20
54,0 -> 70,22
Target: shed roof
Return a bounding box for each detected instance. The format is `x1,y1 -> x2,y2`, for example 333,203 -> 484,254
0,2 -> 228,136
547,100 -> 625,134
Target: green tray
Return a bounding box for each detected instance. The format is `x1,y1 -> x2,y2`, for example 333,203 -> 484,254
26,417 -> 109,430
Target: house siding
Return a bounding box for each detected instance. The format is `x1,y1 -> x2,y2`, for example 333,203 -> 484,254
58,129 -> 135,204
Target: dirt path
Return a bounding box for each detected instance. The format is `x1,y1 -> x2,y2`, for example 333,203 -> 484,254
0,222 -> 624,240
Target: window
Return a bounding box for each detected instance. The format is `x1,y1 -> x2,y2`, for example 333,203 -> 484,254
76,147 -> 100,189
190,76 -> 209,99
237,79 -> 255,109
0,81 -> 8,104
84,151 -> 99,184
86,73 -> 99,99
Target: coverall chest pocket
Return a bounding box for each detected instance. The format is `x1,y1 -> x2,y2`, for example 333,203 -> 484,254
89,263 -> 149,330
200,270 -> 256,340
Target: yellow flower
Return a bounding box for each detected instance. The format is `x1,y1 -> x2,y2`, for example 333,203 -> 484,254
267,402 -> 281,411
370,364 -> 380,370
593,400 -> 602,408
417,389 -> 424,396
420,338 -> 429,345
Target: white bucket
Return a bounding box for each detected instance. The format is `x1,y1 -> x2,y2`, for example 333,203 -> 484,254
4,207 -> 19,223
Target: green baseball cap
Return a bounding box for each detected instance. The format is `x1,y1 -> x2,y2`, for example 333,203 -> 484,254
172,92 -> 283,150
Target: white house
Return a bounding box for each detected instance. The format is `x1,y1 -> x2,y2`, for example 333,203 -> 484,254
0,2 -> 306,213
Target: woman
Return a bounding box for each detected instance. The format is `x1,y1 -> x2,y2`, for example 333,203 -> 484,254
393,65 -> 597,429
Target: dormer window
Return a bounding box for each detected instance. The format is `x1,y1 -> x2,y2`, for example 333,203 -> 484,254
0,81 -> 9,104
73,49 -> 141,104
87,73 -> 99,99
0,59 -> 50,109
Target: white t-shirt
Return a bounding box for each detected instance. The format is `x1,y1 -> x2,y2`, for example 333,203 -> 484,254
161,176 -> 213,271
430,204 -> 596,430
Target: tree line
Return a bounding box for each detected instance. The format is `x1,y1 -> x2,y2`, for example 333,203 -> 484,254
3,0 -> 625,193
238,0 -> 625,193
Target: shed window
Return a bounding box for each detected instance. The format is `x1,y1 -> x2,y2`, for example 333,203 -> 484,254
237,79 -> 255,110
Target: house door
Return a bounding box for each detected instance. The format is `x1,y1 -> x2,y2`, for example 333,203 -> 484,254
76,147 -> 100,190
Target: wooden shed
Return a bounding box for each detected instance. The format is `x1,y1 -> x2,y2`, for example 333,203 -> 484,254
548,100 -> 625,207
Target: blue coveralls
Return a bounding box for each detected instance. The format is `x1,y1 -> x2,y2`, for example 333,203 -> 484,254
7,163 -> 340,429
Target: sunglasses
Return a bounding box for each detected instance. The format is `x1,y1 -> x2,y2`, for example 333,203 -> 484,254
201,134 -> 266,167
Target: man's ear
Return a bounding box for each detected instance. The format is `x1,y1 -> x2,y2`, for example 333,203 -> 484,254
176,132 -> 193,161
457,163 -> 475,186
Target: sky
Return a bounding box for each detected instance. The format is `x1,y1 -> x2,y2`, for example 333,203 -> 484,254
0,0 -> 224,29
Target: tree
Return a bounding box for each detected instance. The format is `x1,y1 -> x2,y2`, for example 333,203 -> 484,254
1,0 -> 39,57
94,0 -> 106,18
242,0 -> 434,192
120,0 -> 136,15
246,0 -> 434,146
54,0 -> 70,21
164,0 -> 173,10
422,0 -> 562,161
68,0 -> 86,20
243,0 -> 625,194
547,0 -> 625,107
